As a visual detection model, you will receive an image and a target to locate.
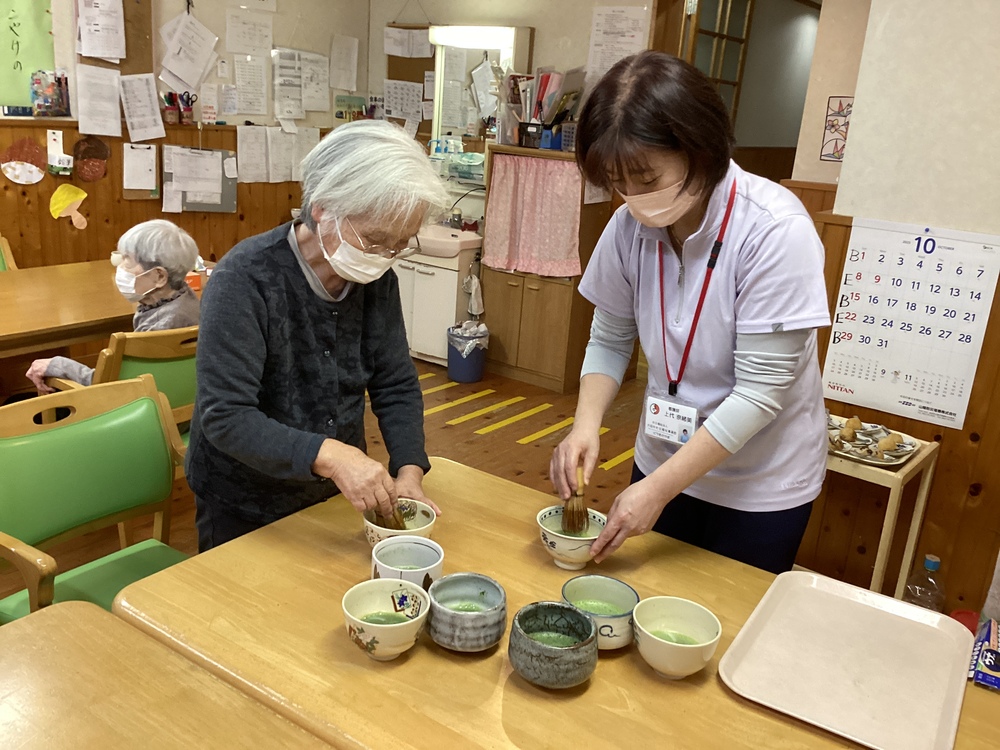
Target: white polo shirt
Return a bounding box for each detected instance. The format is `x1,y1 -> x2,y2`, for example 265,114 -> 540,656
579,161 -> 831,512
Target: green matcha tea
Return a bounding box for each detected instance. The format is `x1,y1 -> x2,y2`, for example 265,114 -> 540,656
444,601 -> 486,613
651,630 -> 698,645
360,611 -> 409,625
571,599 -> 628,616
527,631 -> 579,647
540,515 -> 601,538
395,565 -> 422,570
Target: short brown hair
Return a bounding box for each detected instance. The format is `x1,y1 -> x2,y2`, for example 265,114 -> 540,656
576,51 -> 734,194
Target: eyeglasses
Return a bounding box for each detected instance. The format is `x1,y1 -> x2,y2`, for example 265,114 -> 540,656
344,217 -> 421,259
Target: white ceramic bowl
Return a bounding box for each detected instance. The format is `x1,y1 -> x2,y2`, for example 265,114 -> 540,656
562,574 -> 640,650
363,498 -> 436,548
290,208 -> 301,220
371,536 -> 444,591
536,506 -> 607,570
342,578 -> 429,661
632,596 -> 722,679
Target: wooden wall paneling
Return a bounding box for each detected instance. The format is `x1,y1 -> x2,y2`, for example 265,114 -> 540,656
0,121 -> 299,268
780,179 -> 838,217
732,146 -> 796,183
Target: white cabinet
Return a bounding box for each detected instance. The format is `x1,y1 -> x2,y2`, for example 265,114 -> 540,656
395,247 -> 479,365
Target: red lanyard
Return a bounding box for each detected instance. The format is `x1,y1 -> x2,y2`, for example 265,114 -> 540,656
658,179 -> 737,396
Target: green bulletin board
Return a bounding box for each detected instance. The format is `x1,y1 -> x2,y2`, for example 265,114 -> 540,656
1,1 -> 55,107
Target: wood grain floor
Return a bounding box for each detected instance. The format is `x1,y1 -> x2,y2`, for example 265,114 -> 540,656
0,362 -> 644,599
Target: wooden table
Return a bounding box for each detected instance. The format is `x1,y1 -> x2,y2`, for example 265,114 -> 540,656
0,260 -> 135,358
114,458 -> 994,749
826,426 -> 941,595
0,601 -> 328,748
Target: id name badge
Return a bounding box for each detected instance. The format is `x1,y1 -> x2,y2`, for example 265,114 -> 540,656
644,392 -> 699,446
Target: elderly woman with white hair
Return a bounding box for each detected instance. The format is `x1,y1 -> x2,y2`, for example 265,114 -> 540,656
25,219 -> 200,392
186,120 -> 449,550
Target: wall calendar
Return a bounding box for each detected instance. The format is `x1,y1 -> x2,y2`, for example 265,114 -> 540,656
823,219 -> 1000,429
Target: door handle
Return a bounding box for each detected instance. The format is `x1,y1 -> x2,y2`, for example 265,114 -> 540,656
526,284 -> 541,291
416,268 -> 435,276
507,281 -> 520,287
398,262 -> 415,270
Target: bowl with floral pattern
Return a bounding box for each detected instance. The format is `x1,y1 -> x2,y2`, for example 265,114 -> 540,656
536,506 -> 607,570
342,578 -> 429,661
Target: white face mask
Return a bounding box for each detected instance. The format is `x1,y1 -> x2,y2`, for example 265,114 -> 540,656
115,265 -> 154,302
317,221 -> 396,285
621,176 -> 701,228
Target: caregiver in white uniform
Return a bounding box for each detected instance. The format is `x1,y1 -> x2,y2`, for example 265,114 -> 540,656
550,51 -> 831,574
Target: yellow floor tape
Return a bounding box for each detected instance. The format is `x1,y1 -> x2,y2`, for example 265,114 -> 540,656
423,389 -> 495,416
474,404 -> 552,435
446,396 -> 526,426
421,381 -> 460,395
599,447 -> 635,471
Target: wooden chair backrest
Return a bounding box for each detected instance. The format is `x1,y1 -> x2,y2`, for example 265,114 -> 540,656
0,375 -> 183,549
93,325 -> 198,425
0,234 -> 17,271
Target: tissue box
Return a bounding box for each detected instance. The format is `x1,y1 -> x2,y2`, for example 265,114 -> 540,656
969,618 -> 1000,690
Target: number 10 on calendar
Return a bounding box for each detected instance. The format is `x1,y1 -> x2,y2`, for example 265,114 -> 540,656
822,218 -> 1000,429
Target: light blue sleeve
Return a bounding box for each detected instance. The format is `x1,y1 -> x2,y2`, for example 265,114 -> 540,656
580,308 -> 638,385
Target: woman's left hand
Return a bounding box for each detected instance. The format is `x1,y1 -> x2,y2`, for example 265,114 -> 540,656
394,465 -> 441,515
590,476 -> 670,563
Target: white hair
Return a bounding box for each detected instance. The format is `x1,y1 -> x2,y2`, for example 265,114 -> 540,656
299,120 -> 448,230
118,220 -> 199,289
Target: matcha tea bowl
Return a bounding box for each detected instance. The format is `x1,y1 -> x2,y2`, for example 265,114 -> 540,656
536,506 -> 607,570
342,579 -> 429,661
508,601 -> 598,689
427,573 -> 507,652
632,596 -> 722,679
371,536 -> 444,591
362,498 -> 436,547
562,574 -> 640,650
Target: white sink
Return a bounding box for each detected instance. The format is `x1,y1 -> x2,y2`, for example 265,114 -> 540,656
416,224 -> 482,258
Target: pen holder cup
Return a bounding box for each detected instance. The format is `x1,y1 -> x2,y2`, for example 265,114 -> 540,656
517,122 -> 544,149
180,106 -> 194,125
163,106 -> 180,125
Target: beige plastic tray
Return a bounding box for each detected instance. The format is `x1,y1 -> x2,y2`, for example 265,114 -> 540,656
719,572 -> 974,750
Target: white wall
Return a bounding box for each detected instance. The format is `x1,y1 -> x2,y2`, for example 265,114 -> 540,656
733,0 -> 818,148
791,0 -> 871,183
367,0 -> 653,95
835,0 -> 1000,234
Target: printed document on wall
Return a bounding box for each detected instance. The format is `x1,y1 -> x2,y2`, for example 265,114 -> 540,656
383,79 -> 422,119
330,35 -> 358,92
162,13 -> 218,90
301,52 -> 330,111
586,6 -> 649,84
120,74 -> 165,142
78,0 -> 126,61
292,128 -> 320,182
226,9 -> 272,55
76,64 -> 121,137
122,144 -> 157,191
171,149 -> 223,195
235,57 -> 268,114
237,125 -> 268,183
266,126 -> 295,183
272,48 -> 304,119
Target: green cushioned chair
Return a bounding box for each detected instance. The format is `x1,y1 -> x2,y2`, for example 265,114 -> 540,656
0,375 -> 188,624
0,235 -> 16,271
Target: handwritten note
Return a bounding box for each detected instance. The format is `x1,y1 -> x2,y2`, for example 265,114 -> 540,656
226,9 -> 272,55
120,74 -> 165,142
1,0 -> 56,107
220,84 -> 238,115
200,83 -> 219,124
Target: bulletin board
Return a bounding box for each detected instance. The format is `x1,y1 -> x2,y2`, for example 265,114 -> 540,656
74,0 -> 153,76
162,146 -> 238,214
385,23 -> 434,143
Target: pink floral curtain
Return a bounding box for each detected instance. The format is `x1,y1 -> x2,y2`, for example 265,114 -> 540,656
483,154 -> 582,277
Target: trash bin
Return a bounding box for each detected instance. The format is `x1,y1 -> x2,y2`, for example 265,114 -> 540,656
447,323 -> 489,383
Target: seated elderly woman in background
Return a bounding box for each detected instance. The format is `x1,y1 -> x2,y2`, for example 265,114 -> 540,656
186,120 -> 448,551
25,219 -> 201,392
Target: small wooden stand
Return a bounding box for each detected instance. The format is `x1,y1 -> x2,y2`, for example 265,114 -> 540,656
825,423 -> 941,597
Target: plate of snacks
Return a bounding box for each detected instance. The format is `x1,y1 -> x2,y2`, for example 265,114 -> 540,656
827,415 -> 920,467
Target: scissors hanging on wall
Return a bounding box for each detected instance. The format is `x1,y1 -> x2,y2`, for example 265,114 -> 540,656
179,91 -> 199,108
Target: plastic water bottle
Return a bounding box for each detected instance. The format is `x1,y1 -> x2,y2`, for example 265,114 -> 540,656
902,554 -> 946,612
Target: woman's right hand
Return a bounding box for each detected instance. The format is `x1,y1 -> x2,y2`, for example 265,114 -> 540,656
550,427 -> 601,500
312,439 -> 397,517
